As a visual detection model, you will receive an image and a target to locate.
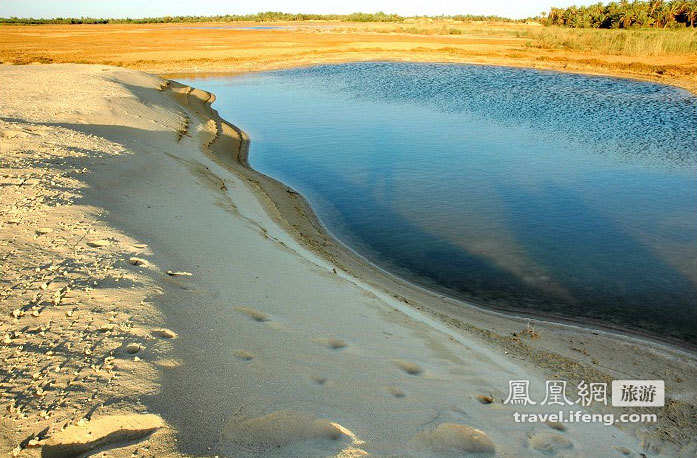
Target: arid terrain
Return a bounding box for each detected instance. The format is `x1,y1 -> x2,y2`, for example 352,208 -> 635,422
1,20 -> 696,92
1,19 -> 697,458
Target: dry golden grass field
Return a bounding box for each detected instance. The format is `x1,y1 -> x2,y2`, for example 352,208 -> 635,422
1,20 -> 696,91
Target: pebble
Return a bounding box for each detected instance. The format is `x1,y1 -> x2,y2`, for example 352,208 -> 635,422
166,270 -> 191,276
129,257 -> 149,266
125,343 -> 142,354
476,395 -> 494,404
152,328 -> 177,339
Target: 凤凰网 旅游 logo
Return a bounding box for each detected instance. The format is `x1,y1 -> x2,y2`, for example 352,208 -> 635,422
503,379 -> 664,407
611,380 -> 664,407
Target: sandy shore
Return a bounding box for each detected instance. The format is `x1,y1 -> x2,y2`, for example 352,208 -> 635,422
1,64 -> 696,457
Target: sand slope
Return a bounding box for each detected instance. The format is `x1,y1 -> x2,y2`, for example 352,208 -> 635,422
1,64 -> 696,457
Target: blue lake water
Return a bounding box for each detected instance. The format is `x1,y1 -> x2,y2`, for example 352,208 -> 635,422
178,62 -> 697,344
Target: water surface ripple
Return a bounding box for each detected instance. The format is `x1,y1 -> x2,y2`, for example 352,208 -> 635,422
179,62 -> 697,344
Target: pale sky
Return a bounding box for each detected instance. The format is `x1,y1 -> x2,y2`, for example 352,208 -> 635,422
1,1 -> 599,20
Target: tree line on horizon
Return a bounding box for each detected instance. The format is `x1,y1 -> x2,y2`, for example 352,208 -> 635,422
0,11 -> 400,24
0,11 -> 524,25
544,1 -> 697,28
0,11 -> 408,25
1,2 -> 696,28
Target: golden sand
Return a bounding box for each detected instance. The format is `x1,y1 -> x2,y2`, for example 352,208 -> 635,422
1,21 -> 695,92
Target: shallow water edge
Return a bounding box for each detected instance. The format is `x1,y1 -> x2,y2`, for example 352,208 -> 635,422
176,62 -> 696,347
167,65 -> 697,353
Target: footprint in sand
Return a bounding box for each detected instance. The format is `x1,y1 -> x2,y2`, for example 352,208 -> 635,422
41,414 -> 163,458
310,375 -> 327,385
222,410 -> 345,452
234,306 -> 270,322
530,432 -> 574,455
315,337 -> 347,350
544,420 -> 566,432
387,386 -> 406,398
393,359 -> 423,375
408,423 -> 496,455
232,349 -> 255,361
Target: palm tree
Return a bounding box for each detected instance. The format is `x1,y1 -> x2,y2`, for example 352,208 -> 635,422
684,1 -> 697,26
649,0 -> 664,16
668,1 -> 687,24
619,3 -> 636,27
656,3 -> 675,26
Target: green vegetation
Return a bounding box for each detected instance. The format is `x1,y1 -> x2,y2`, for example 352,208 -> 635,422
544,1 -> 697,28
419,14 -> 523,22
522,26 -> 697,55
0,12 -> 526,26
352,25 -> 494,35
4,3 -> 695,29
0,11 -> 404,25
343,12 -> 403,22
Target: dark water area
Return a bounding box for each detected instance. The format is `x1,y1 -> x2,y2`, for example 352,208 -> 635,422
178,62 -> 697,345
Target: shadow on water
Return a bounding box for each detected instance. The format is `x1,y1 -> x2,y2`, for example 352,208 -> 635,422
497,180 -> 697,340
278,147 -> 697,343
178,62 -> 697,346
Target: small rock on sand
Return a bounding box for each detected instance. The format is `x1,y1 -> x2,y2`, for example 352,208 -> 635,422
36,227 -> 53,235
129,257 -> 150,267
476,394 -> 494,404
166,270 -> 192,276
151,328 -> 177,339
41,414 -> 163,458
223,410 -> 343,451
409,423 -> 496,455
125,343 -> 142,354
